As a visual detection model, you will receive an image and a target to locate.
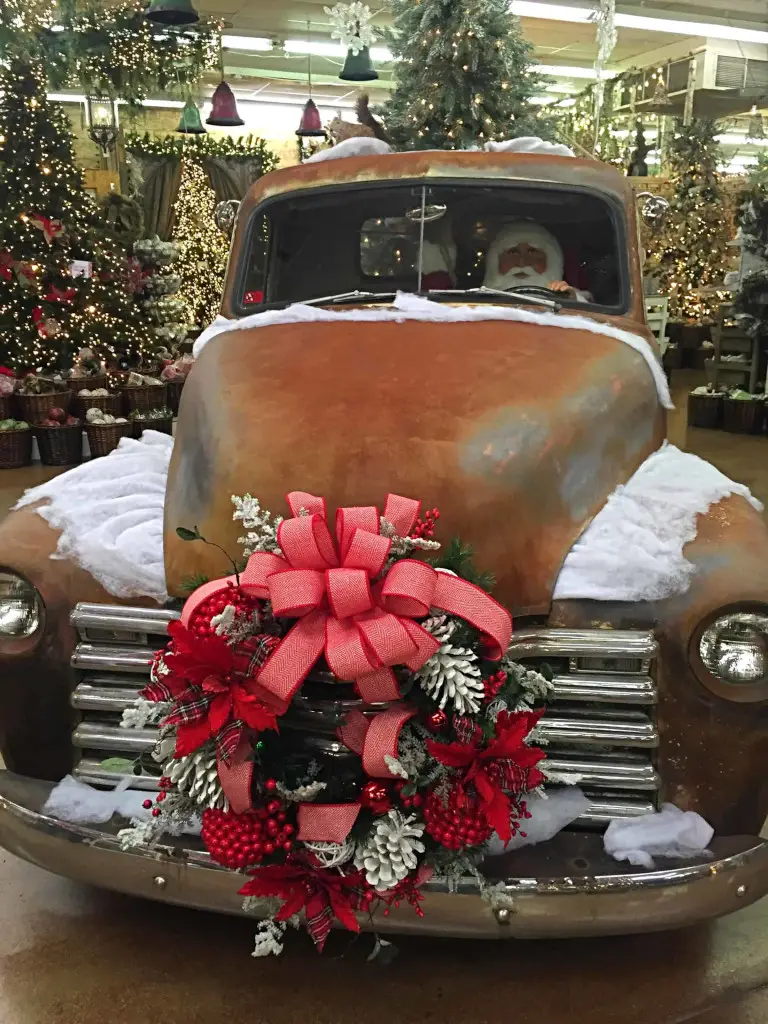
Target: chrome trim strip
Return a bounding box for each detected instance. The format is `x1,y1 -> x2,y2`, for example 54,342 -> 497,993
71,644 -> 157,673
578,795 -> 656,826
551,673 -> 657,705
508,628 -> 658,661
71,684 -> 141,713
73,722 -> 155,753
537,710 -> 658,748
73,759 -> 159,792
543,753 -> 660,790
72,605 -> 179,627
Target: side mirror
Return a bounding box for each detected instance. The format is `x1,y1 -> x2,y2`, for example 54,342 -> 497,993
214,199 -> 241,238
636,192 -> 669,229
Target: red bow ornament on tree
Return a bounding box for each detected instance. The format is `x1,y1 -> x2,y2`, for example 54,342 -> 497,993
0,251 -> 13,282
427,709 -> 547,844
29,214 -> 64,245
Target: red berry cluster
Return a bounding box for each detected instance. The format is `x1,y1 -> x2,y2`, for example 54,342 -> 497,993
395,780 -> 424,810
410,507 -> 440,540
142,778 -> 172,817
423,786 -> 493,850
359,780 -> 393,815
201,800 -> 295,870
188,585 -> 259,636
379,876 -> 426,918
484,669 -> 507,702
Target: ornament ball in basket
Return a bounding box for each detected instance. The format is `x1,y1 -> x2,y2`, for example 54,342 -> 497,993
119,373 -> 168,415
130,407 -> 173,437
86,420 -> 132,458
33,409 -> 83,466
0,423 -> 33,470
0,367 -> 16,420
73,388 -> 122,418
722,394 -> 765,434
15,375 -> 71,425
687,389 -> 723,430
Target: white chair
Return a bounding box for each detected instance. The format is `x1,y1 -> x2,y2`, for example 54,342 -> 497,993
644,295 -> 669,355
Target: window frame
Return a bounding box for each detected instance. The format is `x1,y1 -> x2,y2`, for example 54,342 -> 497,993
233,176 -> 632,318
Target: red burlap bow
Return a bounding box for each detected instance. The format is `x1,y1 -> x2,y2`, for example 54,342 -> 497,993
182,491 -> 512,715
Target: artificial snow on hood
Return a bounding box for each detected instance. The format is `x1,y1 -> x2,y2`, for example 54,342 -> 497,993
483,137 -> 575,158
194,291 -> 672,410
305,137 -> 392,163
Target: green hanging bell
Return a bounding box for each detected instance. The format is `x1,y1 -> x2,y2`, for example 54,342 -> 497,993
339,46 -> 378,82
176,98 -> 206,134
145,0 -> 199,25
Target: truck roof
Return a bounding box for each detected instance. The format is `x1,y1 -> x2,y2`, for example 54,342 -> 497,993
246,149 -> 636,210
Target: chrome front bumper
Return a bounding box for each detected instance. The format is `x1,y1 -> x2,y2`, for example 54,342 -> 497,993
1,771 -> 767,939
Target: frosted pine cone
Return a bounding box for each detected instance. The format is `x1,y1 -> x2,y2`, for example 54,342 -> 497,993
165,747 -> 228,810
416,643 -> 484,714
354,809 -> 426,892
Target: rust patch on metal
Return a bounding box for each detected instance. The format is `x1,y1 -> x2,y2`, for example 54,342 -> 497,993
164,319 -> 664,613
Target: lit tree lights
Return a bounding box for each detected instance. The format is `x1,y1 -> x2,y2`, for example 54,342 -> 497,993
383,0 -> 552,150
172,162 -> 230,329
647,119 -> 729,322
0,58 -> 155,372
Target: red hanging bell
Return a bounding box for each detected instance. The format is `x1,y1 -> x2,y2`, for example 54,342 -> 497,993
206,80 -> 245,127
296,98 -> 325,137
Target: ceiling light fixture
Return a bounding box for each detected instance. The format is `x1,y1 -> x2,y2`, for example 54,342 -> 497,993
283,39 -> 393,61
221,34 -> 273,51
537,64 -> 617,79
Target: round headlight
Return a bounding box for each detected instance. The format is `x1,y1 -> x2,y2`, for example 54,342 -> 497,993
696,611 -> 768,700
0,571 -> 43,638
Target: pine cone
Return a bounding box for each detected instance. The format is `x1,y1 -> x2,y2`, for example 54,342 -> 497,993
354,810 -> 426,892
416,643 -> 484,714
165,747 -> 228,810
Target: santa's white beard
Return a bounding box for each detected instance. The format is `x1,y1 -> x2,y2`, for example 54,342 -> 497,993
490,265 -> 553,290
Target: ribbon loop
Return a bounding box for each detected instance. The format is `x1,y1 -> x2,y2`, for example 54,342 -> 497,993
325,567 -> 374,620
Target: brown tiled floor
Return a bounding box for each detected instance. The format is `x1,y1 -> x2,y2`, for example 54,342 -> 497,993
1,370 -> 768,1023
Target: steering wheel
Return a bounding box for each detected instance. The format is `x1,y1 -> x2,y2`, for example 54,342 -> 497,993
507,284 -> 565,298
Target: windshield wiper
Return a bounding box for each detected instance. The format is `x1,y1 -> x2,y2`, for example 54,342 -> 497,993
302,290 -> 397,307
425,286 -> 562,312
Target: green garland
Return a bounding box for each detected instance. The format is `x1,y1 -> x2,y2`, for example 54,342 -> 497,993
738,153 -> 768,258
2,0 -> 220,106
125,131 -> 280,172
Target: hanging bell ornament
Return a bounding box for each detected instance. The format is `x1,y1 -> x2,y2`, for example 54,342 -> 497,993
206,81 -> 245,127
296,98 -> 325,137
214,199 -> 240,237
339,46 -> 378,82
144,0 -> 199,26
176,98 -> 206,135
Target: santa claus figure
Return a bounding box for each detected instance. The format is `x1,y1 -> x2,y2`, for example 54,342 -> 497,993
483,221 -> 588,301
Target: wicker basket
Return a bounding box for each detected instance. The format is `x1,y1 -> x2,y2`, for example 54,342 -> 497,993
16,389 -> 71,424
166,379 -> 185,415
0,428 -> 32,469
73,391 -> 122,417
132,415 -> 173,438
69,373 -> 107,393
86,421 -> 132,458
0,392 -> 14,419
687,392 -> 723,430
120,383 -> 168,414
34,423 -> 83,466
722,398 -> 765,435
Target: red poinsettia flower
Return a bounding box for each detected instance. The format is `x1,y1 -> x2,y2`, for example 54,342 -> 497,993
0,366 -> 15,378
142,620 -> 278,759
239,859 -> 369,951
0,251 -> 13,282
44,284 -> 77,304
427,709 -> 547,843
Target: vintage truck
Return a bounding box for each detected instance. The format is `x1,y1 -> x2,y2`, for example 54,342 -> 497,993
0,142 -> 767,939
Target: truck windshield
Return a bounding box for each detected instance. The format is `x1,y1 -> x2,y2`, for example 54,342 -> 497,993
238,182 -> 626,314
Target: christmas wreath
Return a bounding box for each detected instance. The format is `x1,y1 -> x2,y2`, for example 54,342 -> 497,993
119,491 -> 557,956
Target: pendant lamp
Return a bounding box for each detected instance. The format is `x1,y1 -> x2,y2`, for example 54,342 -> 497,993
206,81 -> 244,127
145,0 -> 199,26
296,37 -> 326,138
176,97 -> 206,134
297,98 -> 325,137
339,45 -> 378,82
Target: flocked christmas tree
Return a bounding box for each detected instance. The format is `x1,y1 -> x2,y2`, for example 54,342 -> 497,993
648,119 -> 729,322
172,161 -> 229,330
0,56 -> 155,372
383,0 -> 551,150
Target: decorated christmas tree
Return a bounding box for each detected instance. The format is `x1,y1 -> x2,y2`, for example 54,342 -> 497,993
733,153 -> 768,340
172,161 -> 229,330
0,57 -> 155,372
648,119 -> 729,321
383,0 -> 551,150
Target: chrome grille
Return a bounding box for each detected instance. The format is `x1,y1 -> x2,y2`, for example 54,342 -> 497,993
69,604 -> 660,829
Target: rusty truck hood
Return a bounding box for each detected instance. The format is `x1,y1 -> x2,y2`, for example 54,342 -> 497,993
164,318 -> 664,615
